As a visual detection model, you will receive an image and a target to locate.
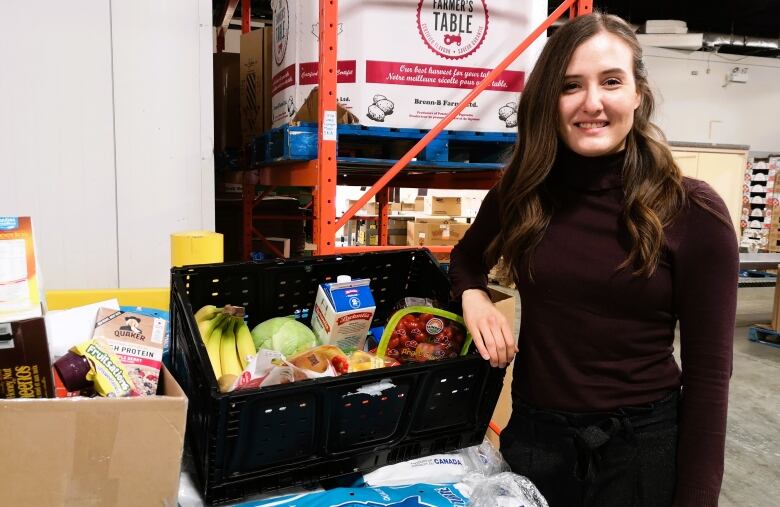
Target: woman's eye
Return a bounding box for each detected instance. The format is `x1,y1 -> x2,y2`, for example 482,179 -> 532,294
604,78 -> 622,86
562,82 -> 579,92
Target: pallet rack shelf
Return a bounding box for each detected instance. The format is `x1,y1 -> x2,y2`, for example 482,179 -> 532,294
233,0 -> 593,259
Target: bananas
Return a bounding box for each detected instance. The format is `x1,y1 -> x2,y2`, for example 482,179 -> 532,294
220,318 -> 243,377
206,320 -> 224,379
235,319 -> 256,370
194,304 -> 222,323
194,304 -> 257,391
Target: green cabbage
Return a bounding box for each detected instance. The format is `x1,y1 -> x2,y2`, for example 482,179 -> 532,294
251,316 -> 318,356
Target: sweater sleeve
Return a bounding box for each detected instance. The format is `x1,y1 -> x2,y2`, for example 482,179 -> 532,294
449,186 -> 501,298
672,181 -> 738,506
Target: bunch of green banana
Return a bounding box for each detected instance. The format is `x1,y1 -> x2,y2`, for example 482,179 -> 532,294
194,304 -> 257,390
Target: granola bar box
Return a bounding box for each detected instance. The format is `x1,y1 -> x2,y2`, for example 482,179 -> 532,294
92,308 -> 166,396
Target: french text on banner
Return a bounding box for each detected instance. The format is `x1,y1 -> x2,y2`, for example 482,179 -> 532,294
271,64 -> 296,96
365,60 -> 524,92
299,60 -> 357,85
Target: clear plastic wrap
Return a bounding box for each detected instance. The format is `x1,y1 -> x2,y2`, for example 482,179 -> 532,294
461,471 -> 549,507
459,436 -> 511,477
359,437 -> 509,487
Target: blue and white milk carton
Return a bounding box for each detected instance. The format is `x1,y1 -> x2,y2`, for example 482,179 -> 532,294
311,275 -> 376,353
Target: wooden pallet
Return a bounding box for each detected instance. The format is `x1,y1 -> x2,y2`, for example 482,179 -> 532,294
250,122 -> 516,170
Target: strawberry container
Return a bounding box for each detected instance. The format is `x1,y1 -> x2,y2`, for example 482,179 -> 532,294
169,249 -> 505,504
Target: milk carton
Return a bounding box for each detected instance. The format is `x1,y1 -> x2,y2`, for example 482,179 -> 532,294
270,0 -> 547,132
311,276 -> 376,353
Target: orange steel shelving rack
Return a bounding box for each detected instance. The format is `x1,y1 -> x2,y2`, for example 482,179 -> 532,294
240,0 -> 593,259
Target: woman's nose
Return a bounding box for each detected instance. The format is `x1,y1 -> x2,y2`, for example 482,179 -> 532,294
581,85 -> 603,114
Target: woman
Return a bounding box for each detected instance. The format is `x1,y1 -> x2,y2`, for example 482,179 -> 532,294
449,12 -> 737,507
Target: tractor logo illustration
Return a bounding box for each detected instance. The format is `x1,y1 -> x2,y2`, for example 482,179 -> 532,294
443,34 -> 462,46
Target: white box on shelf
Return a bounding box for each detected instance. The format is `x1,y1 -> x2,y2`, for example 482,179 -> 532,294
270,0 -> 546,132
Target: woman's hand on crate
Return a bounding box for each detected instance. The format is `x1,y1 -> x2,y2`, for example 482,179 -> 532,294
461,289 -> 517,368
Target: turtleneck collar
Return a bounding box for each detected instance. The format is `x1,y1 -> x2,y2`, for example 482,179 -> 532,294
549,141 -> 626,191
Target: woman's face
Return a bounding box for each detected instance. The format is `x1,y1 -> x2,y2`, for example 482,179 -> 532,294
557,31 -> 641,157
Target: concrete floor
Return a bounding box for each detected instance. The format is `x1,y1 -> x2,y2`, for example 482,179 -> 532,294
718,287 -> 780,506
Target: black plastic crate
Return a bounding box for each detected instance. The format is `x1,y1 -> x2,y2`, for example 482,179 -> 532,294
169,249 -> 505,505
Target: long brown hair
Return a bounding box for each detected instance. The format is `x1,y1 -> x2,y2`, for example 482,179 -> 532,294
486,12 -> 721,282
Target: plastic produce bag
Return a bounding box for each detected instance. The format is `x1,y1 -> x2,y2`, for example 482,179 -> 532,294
377,306 -> 472,363
359,438 -> 509,487
459,472 -> 549,507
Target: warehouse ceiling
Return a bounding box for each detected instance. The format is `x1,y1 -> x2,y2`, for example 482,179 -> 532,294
589,0 -> 780,57
214,0 -> 780,58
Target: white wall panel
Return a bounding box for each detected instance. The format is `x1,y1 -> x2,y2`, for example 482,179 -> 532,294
111,0 -> 215,288
0,1 -> 119,290
644,46 -> 780,152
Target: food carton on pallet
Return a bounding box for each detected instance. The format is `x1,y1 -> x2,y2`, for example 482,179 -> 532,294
271,0 -> 546,131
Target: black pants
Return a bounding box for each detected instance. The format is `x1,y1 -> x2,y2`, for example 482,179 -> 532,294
500,391 -> 679,507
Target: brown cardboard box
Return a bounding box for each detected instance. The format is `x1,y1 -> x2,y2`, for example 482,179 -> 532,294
407,217 -> 469,246
262,27 -> 273,132
0,366 -> 187,506
388,234 -> 407,246
240,29 -> 265,144
424,196 -> 462,216
347,199 -> 377,215
292,87 -> 360,125
0,317 -> 54,399
213,53 -> 241,152
484,287 -> 517,449
414,196 -> 425,211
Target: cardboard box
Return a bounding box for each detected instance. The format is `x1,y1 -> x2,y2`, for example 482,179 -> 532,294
424,196 -> 483,216
270,0 -> 546,131
257,237 -> 292,258
424,196 -> 462,216
388,234 -> 407,246
485,287 -> 517,449
213,53 -> 241,152
0,365 -> 187,506
407,217 -> 470,246
414,196 -> 425,212
92,308 -> 166,396
262,26 -> 274,132
0,216 -> 43,323
0,317 -> 53,399
240,28 -> 268,144
347,199 -> 377,215
311,277 -> 376,352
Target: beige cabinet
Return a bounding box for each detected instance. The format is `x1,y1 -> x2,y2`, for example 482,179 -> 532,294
671,146 -> 747,235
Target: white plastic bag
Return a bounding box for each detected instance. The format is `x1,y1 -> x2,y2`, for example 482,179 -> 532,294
360,437 -> 509,487
459,471 -> 549,507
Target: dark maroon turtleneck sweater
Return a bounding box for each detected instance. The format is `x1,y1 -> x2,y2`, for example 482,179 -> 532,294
450,147 -> 738,506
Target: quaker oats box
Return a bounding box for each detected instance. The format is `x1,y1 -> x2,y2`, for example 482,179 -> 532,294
92,308 -> 166,396
270,0 -> 547,131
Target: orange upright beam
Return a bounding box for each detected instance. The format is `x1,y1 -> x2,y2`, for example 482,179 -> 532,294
241,0 -> 251,33
335,0 -> 577,232
570,0 -> 593,18
314,0 -> 339,255
377,188 -> 390,246
239,1 -> 252,260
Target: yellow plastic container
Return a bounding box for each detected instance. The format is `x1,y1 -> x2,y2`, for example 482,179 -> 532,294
45,288 -> 169,311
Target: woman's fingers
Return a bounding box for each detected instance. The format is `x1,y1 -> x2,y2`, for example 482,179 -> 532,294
469,324 -> 491,361
461,291 -> 516,368
501,318 -> 518,355
479,323 -> 499,367
479,320 -> 510,367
